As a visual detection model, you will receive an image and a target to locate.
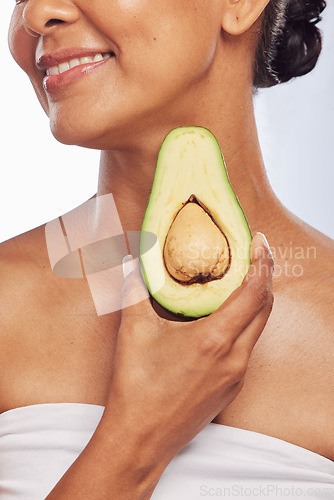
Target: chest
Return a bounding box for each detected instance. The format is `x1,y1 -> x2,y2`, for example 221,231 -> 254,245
214,290 -> 334,461
0,276 -> 121,413
2,275 -> 334,462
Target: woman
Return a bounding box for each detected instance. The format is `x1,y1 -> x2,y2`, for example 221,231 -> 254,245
1,0 -> 333,499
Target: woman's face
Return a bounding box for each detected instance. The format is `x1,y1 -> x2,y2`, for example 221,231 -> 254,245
9,0 -> 224,149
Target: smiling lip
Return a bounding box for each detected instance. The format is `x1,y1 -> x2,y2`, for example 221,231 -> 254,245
37,49 -> 115,92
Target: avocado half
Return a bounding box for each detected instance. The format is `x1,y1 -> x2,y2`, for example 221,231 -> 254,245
139,126 -> 251,318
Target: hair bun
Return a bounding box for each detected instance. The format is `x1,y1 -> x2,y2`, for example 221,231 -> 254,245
254,0 -> 327,88
276,0 -> 326,83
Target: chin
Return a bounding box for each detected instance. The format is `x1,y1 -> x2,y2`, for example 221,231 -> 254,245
49,119 -> 101,149
48,117 -> 133,151
48,106 -> 176,151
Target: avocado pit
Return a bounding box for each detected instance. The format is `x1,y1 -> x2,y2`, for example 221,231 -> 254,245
163,195 -> 231,284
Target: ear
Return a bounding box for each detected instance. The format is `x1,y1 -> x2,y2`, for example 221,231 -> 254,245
221,0 -> 270,36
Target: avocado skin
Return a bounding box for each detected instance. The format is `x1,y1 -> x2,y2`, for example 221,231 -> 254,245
139,126 -> 251,318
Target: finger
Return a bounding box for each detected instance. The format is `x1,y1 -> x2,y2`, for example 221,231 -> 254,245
232,289 -> 273,359
204,232 -> 274,338
120,255 -> 152,317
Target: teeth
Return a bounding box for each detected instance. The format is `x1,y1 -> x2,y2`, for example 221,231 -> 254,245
58,62 -> 70,73
48,66 -> 59,76
46,52 -> 112,76
80,56 -> 93,65
69,58 -> 80,69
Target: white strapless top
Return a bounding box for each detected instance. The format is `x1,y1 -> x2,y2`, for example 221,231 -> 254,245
0,403 -> 333,499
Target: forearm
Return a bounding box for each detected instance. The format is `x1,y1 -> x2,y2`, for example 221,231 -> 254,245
45,410 -> 169,500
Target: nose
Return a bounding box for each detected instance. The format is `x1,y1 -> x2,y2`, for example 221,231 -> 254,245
22,0 -> 80,37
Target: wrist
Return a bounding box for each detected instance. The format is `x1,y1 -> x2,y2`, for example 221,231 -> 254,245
98,405 -> 172,498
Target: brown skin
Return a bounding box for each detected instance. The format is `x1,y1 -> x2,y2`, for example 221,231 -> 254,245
1,0 -> 334,495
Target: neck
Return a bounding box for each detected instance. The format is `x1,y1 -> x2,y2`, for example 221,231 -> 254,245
97,98 -> 280,237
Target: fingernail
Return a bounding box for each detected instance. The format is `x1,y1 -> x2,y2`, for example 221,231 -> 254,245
255,232 -> 270,251
122,255 -> 134,279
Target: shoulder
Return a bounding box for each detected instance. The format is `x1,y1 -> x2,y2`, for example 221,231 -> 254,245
0,226 -> 51,411
0,226 -> 58,370
298,226 -> 334,308
0,220 -> 94,321
273,222 -> 334,329
0,225 -> 45,283
0,225 -> 51,311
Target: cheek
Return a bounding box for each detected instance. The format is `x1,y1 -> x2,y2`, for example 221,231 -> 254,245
8,11 -> 49,115
8,10 -> 32,73
125,28 -> 219,99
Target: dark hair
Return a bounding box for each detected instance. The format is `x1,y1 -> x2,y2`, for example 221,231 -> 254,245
254,0 -> 327,88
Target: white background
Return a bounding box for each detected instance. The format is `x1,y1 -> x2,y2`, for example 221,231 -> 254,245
1,3 -> 333,243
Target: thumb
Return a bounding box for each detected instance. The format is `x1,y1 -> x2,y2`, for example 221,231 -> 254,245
121,255 -> 152,315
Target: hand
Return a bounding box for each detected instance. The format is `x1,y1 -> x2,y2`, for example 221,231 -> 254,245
106,232 -> 274,465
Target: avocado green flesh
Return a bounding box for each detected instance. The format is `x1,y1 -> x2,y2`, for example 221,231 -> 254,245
139,126 -> 251,318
